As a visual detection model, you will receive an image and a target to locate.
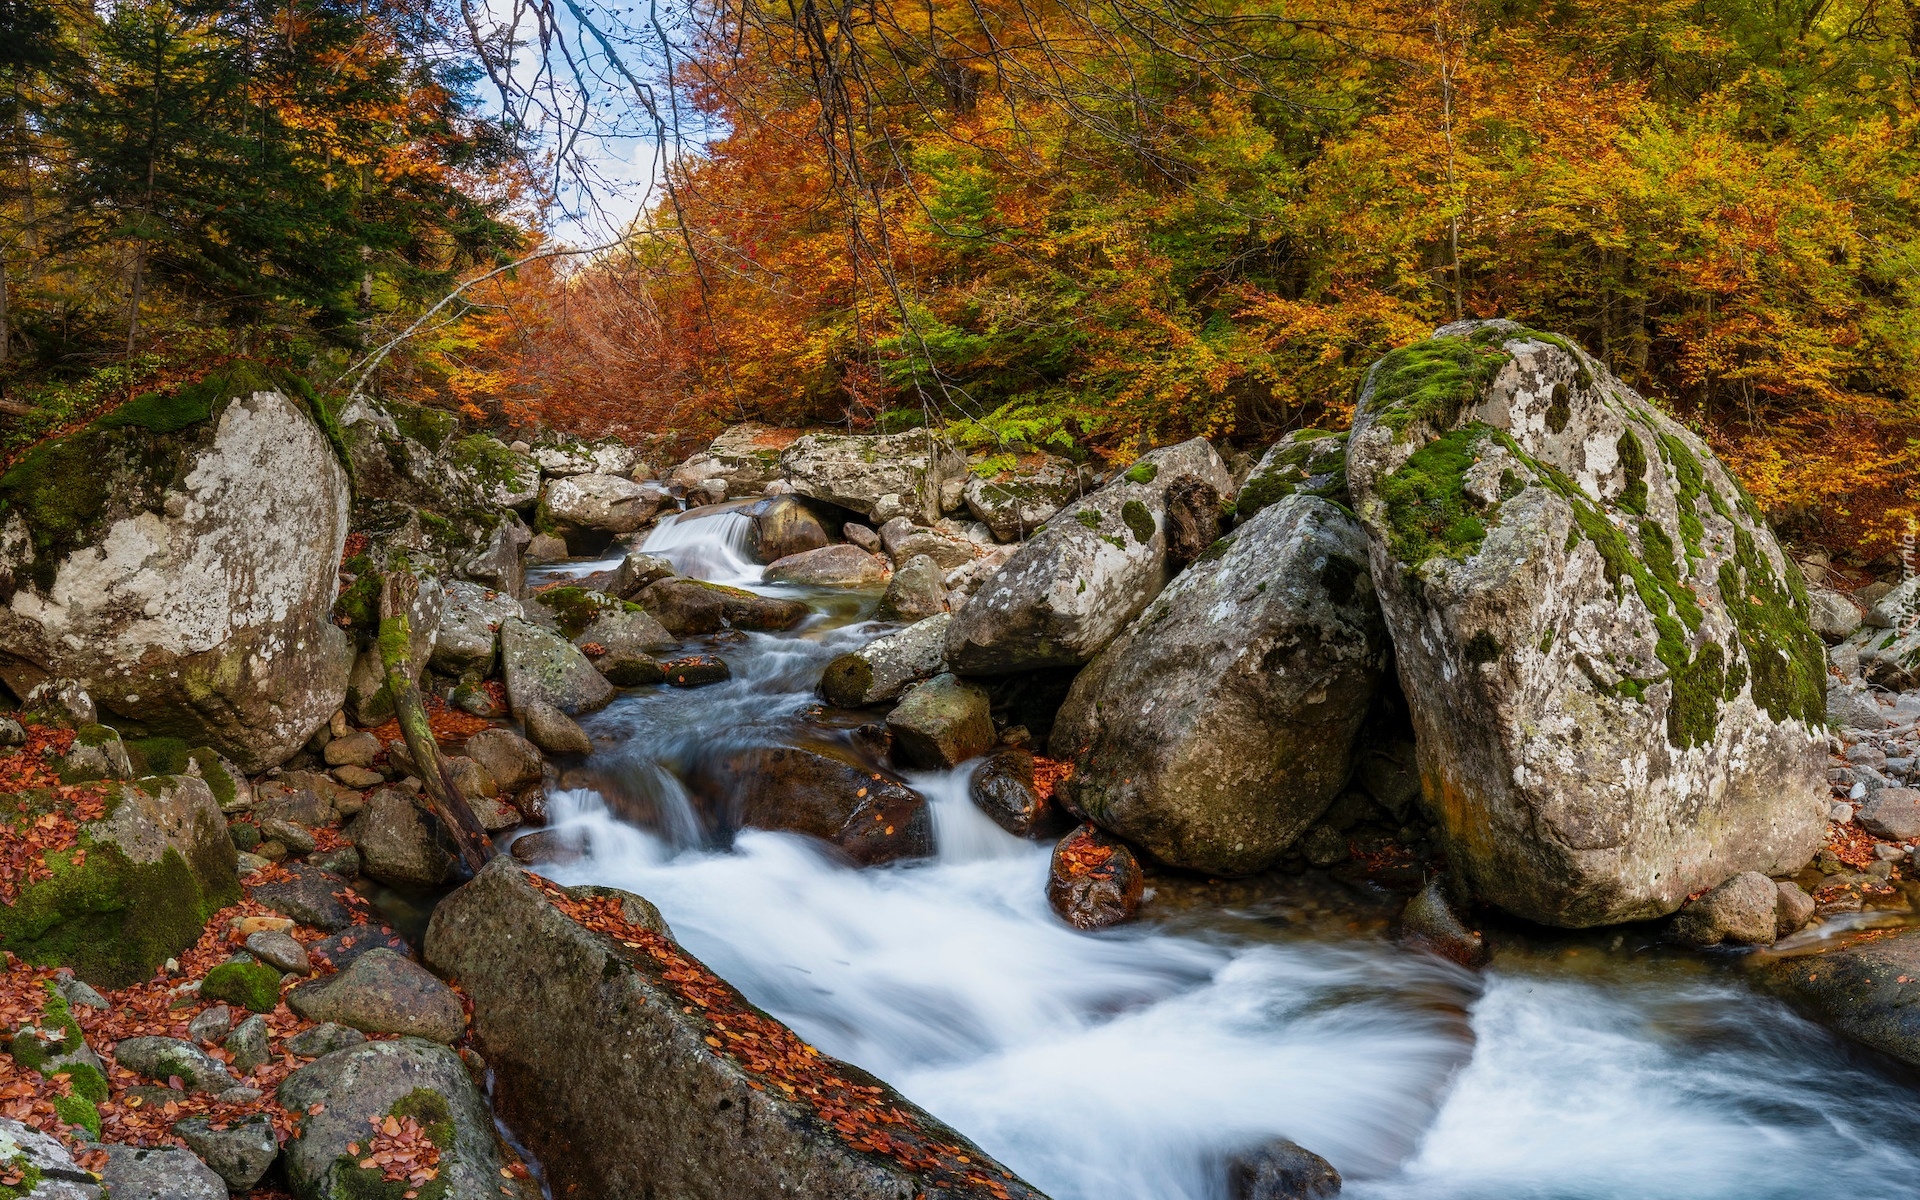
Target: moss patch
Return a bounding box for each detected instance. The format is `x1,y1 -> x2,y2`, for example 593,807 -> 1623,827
201,960 -> 283,1013
1075,509 -> 1101,530
1120,499 -> 1155,544
1123,462 -> 1158,485
1717,527 -> 1827,728
0,1155 -> 43,1200
1236,430 -> 1349,519
123,736 -> 190,776
1375,425 -> 1496,565
51,1091 -> 100,1139
1367,330 -> 1514,435
1616,428 -> 1648,514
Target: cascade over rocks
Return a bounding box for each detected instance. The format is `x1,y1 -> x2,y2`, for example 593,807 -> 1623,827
944,438 -> 1233,674
781,431 -> 969,524
425,859 -> 1045,1200
1051,494 -> 1389,875
1345,321 -> 1827,927
746,494 -> 830,563
0,384 -> 352,770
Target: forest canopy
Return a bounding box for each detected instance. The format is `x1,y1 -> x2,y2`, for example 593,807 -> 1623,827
2,0 -> 1917,553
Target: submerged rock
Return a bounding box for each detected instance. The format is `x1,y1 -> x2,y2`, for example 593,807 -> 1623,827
425,859 -> 1044,1200
0,383 -> 352,770
1345,321 -> 1827,927
1050,494 -> 1388,876
944,438 -> 1233,674
1047,824 -> 1144,930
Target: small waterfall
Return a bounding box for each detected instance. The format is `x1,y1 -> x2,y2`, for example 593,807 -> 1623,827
642,505 -> 761,585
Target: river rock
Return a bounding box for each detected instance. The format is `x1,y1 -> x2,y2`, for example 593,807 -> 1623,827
537,473 -> 666,536
820,614 -> 951,707
430,580 -> 523,675
944,438 -> 1233,674
964,455 -> 1084,542
662,654 -> 732,687
1776,879 -> 1817,937
346,790 -> 455,887
173,1113 -> 280,1191
1047,824 -> 1144,930
245,929 -> 312,975
531,436 -> 636,478
1848,619 -> 1920,691
464,728 -> 544,794
459,509 -> 532,595
690,744 -> 933,864
1856,788 -> 1920,840
225,1013 -> 272,1073
500,618 -> 614,716
0,1117 -> 103,1198
0,776 -> 237,987
1228,1139 -> 1342,1200
524,532 -> 568,564
521,701 -> 592,756
1753,928 -> 1920,1068
425,858 -> 1043,1200
287,947 -> 465,1042
780,430 -> 969,524
634,578 -> 808,635
0,386 -> 353,771
670,424 -> 794,498
746,495 -> 829,562
114,1035 -> 239,1093
1807,587 -> 1864,643
1344,321 -> 1827,927
249,863 -> 354,932
277,1036 -> 524,1200
763,544 -> 888,588
1050,494 -> 1388,875
93,1143 -> 224,1200
508,827 -> 587,867
969,748 -> 1071,838
1670,870 -> 1783,946
879,517 -> 977,570
1398,879 -> 1489,969
887,673 -> 994,769
877,554 -> 946,621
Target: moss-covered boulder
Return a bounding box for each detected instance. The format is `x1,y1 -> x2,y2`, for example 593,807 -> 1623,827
0,776 -> 239,987
1050,493 -> 1389,875
962,453 -> 1086,542
1345,320 -> 1827,927
499,619 -> 614,717
943,438 -> 1233,674
1234,429 -> 1349,521
0,375 -> 352,771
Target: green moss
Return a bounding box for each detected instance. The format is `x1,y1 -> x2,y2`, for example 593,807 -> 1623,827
1123,462 -> 1158,484
7,993 -> 84,1073
1120,499 -> 1155,544
124,736 -> 190,776
820,655 -> 875,707
333,568 -> 382,631
202,961 -> 282,1012
51,1091 -> 100,1139
1464,630 -> 1502,664
389,1089 -> 455,1147
73,724 -> 116,749
189,749 -> 238,809
385,401 -> 459,452
1546,382 -> 1572,434
62,1060 -> 107,1104
1538,629 -> 1555,652
1076,509 -> 1101,530
1375,425 -> 1497,565
534,586 -> 626,639
448,434 -> 531,491
230,822 -> 261,852
1195,535 -> 1237,564
329,1089 -> 457,1200
1716,527 -> 1827,729
1100,533 -> 1127,551
1616,428 -> 1648,514
0,1155 -> 43,1200
1367,333 -> 1513,435
1236,430 -> 1350,518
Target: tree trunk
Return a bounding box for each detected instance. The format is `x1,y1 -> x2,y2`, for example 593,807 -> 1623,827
379,570 -> 495,873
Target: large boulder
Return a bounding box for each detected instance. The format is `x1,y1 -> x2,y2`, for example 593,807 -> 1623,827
429,580 -> 523,676
338,395 -> 540,512
347,789 -> 456,887
287,947 -> 466,1042
277,1036 -> 528,1200
0,381 -> 353,770
780,431 -> 969,524
537,474 -> 667,536
0,776 -> 238,987
944,438 -> 1233,674
763,545 -> 888,589
1234,430 -> 1350,522
633,578 -> 808,635
530,436 -> 636,478
819,614 -> 951,707
746,495 -> 830,563
669,424 -> 796,498
1753,928 -> 1920,1068
425,859 -> 1044,1200
963,454 -> 1086,542
500,618 -> 615,716
1050,494 -> 1389,875
1345,321 -> 1827,926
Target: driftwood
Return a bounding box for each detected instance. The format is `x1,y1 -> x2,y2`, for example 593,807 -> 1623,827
380,570 -> 495,873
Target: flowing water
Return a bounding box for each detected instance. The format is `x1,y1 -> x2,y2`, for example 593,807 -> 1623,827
520,516 -> 1920,1200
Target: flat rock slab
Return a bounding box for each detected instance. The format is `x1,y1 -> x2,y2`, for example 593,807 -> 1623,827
426,858 -> 1048,1200
287,948 -> 465,1042
1753,928 -> 1920,1068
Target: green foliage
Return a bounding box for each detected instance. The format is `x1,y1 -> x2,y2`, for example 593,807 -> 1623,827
200,960 -> 283,1013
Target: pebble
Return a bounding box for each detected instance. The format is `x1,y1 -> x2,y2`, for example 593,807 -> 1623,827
1831,802 -> 1856,822
187,1004 -> 232,1045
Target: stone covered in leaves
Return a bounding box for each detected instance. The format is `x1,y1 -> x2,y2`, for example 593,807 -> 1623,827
425,858 -> 1047,1200
1047,825 -> 1143,931
1050,493 -> 1388,876
1345,321 -> 1827,927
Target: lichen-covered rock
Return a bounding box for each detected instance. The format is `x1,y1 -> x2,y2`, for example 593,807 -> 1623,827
963,455 -> 1085,542
424,858 -> 1042,1200
1050,495 -> 1388,875
763,545 -> 888,588
1234,430 -> 1349,523
0,1116 -> 103,1198
746,495 -> 829,563
1345,321 -> 1827,927
532,588 -> 675,665
0,776 -> 238,987
431,581 -> 523,676
878,517 -> 977,570
0,382 -> 352,771
877,554 -> 946,621
944,439 -> 1233,674
537,473 -> 667,537
113,1036 -> 239,1093
277,1036 -> 526,1200
500,618 -> 615,717
687,743 -> 933,865
530,436 -> 635,478
338,395 -> 540,512
819,614 -> 951,708
463,728 -> 544,795
669,424 -> 796,498
346,790 -> 455,887
173,1113 -> 279,1191
781,431 -> 969,524
1806,586 -> 1864,643
887,674 -> 994,769
288,948 -> 465,1042
93,1143 -> 224,1200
